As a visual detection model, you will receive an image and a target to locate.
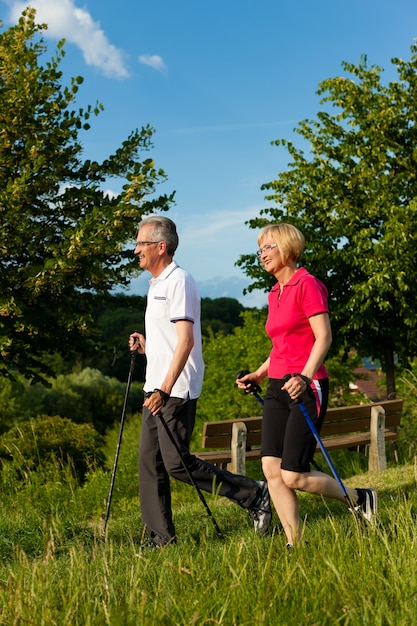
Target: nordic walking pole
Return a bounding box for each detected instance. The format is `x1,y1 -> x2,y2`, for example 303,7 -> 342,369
236,370 -> 324,473
237,371 -> 354,508
296,398 -> 354,507
278,373 -> 353,505
156,410 -> 223,539
103,348 -> 137,536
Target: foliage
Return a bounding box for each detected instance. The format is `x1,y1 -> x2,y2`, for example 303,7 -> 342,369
325,350 -> 371,407
193,310 -> 270,445
396,359 -> 417,458
0,367 -> 144,434
91,294 -> 147,381
0,415 -> 105,482
238,43 -> 417,397
201,297 -> 246,336
0,373 -> 46,431
0,9 -> 174,381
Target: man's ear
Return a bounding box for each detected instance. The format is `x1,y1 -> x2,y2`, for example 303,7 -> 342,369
158,240 -> 167,255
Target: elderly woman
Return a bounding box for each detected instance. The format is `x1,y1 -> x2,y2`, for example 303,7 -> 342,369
237,223 -> 377,548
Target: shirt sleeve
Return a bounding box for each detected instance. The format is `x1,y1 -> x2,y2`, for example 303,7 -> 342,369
300,275 -> 329,318
168,271 -> 199,324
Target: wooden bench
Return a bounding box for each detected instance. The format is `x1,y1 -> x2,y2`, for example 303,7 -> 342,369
194,399 -> 403,475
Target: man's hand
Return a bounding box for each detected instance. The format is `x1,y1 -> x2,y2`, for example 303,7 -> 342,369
129,331 -> 145,354
144,390 -> 169,416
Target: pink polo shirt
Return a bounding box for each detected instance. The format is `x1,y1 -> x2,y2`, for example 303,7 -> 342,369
265,267 -> 329,380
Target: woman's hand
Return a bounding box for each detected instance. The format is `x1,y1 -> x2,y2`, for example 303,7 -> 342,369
235,371 -> 258,393
282,374 -> 309,400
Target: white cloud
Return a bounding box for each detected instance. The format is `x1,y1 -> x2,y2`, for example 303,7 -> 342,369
6,0 -> 129,78
179,206 -> 260,239
103,188 -> 117,199
138,54 -> 167,74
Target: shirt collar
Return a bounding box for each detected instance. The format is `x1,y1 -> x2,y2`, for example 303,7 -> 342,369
271,267 -> 308,292
149,260 -> 179,285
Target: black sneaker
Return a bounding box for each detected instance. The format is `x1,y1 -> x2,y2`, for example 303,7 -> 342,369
140,540 -> 161,552
352,488 -> 378,525
141,537 -> 177,552
249,480 -> 272,535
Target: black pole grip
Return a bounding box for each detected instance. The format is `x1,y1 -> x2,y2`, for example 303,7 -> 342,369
236,369 -> 262,395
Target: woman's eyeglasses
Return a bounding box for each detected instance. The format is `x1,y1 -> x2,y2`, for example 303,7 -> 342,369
256,244 -> 278,257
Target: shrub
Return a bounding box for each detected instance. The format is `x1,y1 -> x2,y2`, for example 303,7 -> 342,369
0,368 -> 144,434
0,415 -> 106,482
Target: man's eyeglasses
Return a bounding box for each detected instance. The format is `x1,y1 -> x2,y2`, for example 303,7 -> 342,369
256,243 -> 278,257
135,241 -> 161,246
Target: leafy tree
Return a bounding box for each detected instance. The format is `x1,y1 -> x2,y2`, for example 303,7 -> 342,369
238,44 -> 417,397
0,9 -> 174,380
397,360 -> 417,457
87,293 -> 147,381
201,297 -> 246,336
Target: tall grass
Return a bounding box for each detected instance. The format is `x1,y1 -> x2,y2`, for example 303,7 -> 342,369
0,413 -> 417,626
1,481 -> 417,625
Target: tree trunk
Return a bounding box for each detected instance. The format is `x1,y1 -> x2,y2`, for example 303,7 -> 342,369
384,338 -> 396,399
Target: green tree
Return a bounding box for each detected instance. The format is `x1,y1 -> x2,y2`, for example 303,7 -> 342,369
201,297 -> 246,336
0,10 -> 174,380
238,44 -> 417,398
88,293 -> 147,381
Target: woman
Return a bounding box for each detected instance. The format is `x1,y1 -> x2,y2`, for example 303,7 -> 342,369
237,223 -> 377,548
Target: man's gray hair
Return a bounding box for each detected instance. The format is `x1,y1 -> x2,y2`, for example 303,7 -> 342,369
139,216 -> 179,256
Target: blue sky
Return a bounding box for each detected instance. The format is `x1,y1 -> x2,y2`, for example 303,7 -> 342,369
1,0 -> 417,307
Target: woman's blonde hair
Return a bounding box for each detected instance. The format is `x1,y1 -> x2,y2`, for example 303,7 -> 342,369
258,223 -> 305,263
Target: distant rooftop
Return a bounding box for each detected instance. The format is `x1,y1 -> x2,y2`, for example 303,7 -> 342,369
351,366 -> 385,401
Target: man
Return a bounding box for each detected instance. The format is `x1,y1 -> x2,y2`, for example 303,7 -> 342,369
129,215 -> 271,548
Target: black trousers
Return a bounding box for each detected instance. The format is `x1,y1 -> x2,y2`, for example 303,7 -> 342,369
139,396 -> 259,546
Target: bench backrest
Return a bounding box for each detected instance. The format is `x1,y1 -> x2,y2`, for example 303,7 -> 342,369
201,399 -> 403,450
320,399 -> 403,436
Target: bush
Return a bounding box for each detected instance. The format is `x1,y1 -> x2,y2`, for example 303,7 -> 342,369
0,415 -> 106,482
0,368 -> 144,434
42,368 -> 143,433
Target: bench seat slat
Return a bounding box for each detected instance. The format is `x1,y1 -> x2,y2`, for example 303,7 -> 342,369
321,418 -> 371,437
195,449 -> 261,465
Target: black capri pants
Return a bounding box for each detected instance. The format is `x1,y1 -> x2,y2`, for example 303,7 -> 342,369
261,377 -> 329,473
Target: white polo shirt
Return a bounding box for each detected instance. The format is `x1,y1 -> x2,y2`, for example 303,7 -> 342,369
144,261 -> 205,400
